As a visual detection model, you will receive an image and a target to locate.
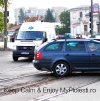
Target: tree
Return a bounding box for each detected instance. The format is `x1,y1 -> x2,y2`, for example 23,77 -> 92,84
0,0 -> 11,8
0,0 -> 11,32
57,11 -> 70,34
18,8 -> 25,23
7,23 -> 14,28
0,0 -> 4,7
0,12 -> 4,31
45,8 -> 55,22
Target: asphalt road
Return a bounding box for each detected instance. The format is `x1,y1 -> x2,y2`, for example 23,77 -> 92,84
0,51 -> 53,88
0,51 -> 100,101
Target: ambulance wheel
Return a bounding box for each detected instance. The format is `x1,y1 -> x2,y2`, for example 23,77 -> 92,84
13,56 -> 18,61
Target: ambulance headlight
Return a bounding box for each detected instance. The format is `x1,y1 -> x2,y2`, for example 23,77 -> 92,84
13,45 -> 17,50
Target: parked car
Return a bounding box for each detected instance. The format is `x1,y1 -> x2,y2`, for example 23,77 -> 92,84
8,31 -> 16,42
33,39 -> 100,77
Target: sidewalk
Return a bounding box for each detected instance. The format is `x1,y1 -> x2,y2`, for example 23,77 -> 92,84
0,42 -> 13,51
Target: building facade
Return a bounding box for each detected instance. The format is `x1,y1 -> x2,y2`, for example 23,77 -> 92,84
70,5 -> 99,36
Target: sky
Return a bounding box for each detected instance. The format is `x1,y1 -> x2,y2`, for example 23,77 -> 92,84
8,0 -> 100,23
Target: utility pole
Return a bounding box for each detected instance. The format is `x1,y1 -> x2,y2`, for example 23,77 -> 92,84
98,5 -> 100,33
90,0 -> 93,36
4,0 -> 8,50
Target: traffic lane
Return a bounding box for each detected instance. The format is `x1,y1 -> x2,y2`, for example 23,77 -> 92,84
0,53 -> 55,91
0,72 -> 100,101
0,51 -> 33,73
0,52 -> 38,88
0,53 -> 60,90
0,62 -> 37,80
0,71 -> 53,90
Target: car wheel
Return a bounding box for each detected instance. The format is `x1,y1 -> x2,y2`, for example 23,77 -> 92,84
53,61 -> 69,77
13,56 -> 18,61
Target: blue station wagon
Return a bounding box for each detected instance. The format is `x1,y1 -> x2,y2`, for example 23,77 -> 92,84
33,39 -> 100,77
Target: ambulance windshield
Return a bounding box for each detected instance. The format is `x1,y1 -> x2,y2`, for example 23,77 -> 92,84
16,31 -> 43,40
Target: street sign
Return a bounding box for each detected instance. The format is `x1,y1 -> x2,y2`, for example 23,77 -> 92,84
93,3 -> 99,13
72,23 -> 76,28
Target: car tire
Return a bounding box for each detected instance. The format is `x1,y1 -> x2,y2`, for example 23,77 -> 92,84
13,56 -> 18,61
53,61 -> 69,77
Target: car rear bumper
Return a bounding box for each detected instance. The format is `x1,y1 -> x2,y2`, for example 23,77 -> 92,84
33,60 -> 52,72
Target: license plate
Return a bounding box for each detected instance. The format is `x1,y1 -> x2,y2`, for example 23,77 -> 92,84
21,52 -> 29,54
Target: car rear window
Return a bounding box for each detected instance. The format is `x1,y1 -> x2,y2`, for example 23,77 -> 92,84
36,42 -> 49,51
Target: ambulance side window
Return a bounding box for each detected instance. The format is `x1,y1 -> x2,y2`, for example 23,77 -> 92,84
42,32 -> 47,43
43,32 -> 47,38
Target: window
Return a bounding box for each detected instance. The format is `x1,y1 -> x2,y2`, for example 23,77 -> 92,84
84,25 -> 88,31
72,12 -> 76,19
44,42 -> 63,51
80,12 -> 83,18
66,42 -> 86,51
88,42 -> 100,52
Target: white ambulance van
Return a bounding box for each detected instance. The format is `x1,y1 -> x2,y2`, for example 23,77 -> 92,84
12,22 -> 56,61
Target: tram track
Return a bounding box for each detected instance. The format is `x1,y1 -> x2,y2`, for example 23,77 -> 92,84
0,72 -> 66,97
0,72 -> 100,98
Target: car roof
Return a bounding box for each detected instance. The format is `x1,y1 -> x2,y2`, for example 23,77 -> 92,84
54,38 -> 92,42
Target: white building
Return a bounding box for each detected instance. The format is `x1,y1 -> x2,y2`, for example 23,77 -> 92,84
70,5 -> 99,36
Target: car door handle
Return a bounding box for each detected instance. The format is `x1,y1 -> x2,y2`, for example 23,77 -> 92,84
92,54 -> 95,56
66,54 -> 69,56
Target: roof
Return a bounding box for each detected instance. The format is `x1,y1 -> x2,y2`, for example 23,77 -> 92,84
8,25 -> 21,31
69,5 -> 90,11
19,22 -> 55,31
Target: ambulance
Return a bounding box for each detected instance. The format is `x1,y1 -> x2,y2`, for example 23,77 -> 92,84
12,22 -> 56,61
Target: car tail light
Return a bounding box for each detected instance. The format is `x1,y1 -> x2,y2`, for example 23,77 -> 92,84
36,52 -> 42,60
